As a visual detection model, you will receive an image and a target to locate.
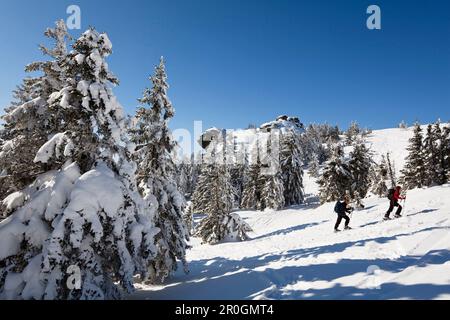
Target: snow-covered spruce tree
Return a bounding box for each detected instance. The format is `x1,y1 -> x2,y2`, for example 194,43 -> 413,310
401,122 -> 427,190
318,145 -> 353,204
0,21 -> 71,205
434,122 -> 448,185
386,152 -> 397,188
280,130 -> 304,206
194,141 -> 251,244
345,121 -> 360,145
348,140 -> 372,198
182,202 -> 194,236
423,124 -> 439,186
260,168 -> 285,210
191,164 -> 213,213
0,28 -> 161,300
240,144 -> 264,210
259,137 -> 285,210
442,126 -> 450,182
129,57 -> 188,283
423,121 -> 447,186
309,152 -> 320,178
399,120 -> 408,129
371,155 -> 388,197
230,163 -> 247,209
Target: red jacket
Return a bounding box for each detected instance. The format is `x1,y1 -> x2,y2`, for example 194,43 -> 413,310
393,189 -> 405,201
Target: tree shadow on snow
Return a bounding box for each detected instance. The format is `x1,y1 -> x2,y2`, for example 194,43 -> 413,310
250,221 -> 326,241
407,209 -> 439,217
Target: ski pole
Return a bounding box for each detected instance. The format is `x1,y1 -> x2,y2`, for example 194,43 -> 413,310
402,197 -> 406,215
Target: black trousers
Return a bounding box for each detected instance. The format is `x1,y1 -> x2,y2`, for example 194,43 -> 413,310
335,213 -> 350,230
386,200 -> 402,217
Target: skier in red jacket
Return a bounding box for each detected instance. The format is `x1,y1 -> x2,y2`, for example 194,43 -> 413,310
385,186 -> 406,220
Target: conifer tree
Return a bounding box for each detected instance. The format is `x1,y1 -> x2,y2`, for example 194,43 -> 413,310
240,140 -> 264,210
191,164 -> 213,213
401,122 -> 427,189
348,140 -> 372,198
260,136 -> 285,210
318,145 -> 352,203
130,57 -> 189,283
345,121 -> 360,145
0,20 -> 71,204
194,135 -> 251,244
280,130 -> 304,206
423,124 -> 439,186
424,121 -> 447,185
309,153 -> 320,178
0,28 -> 159,300
442,126 -> 450,182
386,152 -> 397,188
371,155 -> 388,197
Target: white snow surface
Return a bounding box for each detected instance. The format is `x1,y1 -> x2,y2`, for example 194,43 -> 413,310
129,125 -> 450,300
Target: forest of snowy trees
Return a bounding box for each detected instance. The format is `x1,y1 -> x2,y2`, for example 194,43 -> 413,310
0,21 -> 189,300
1,20 -> 450,300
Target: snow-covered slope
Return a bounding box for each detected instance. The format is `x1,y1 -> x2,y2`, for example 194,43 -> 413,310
129,124 -> 450,300
365,124 -> 448,174
130,181 -> 450,300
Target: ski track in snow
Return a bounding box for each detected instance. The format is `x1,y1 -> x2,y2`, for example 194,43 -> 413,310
128,126 -> 450,300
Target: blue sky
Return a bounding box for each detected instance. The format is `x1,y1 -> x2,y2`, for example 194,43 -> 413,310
0,0 -> 449,132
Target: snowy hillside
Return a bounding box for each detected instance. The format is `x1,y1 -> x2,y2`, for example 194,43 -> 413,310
365,123 -> 448,174
129,126 -> 450,300
130,178 -> 450,300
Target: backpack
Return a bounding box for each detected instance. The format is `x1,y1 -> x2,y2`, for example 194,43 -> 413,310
334,201 -> 345,214
387,188 -> 395,200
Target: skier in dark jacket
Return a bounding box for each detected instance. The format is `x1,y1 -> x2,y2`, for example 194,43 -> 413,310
385,186 -> 406,220
334,196 -> 353,232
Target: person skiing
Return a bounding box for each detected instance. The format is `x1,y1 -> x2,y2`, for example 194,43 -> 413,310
385,186 -> 406,220
334,195 -> 354,232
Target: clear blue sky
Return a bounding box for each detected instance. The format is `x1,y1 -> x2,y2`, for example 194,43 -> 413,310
0,0 -> 449,132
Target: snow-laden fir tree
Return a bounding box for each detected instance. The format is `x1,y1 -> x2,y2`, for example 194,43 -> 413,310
129,57 -> 189,283
423,121 -> 447,186
191,164 -> 213,213
442,126 -> 450,182
0,21 -> 71,206
434,122 -> 448,185
423,123 -> 439,186
401,122 -> 427,190
230,163 -> 247,209
280,130 -> 304,206
194,136 -> 251,244
228,138 -> 248,208
0,28 -> 161,300
371,155 -> 388,197
259,136 -> 285,210
309,152 -> 320,178
260,168 -> 285,210
345,121 -> 360,145
318,144 -> 353,204
175,162 -> 190,197
175,153 -> 199,199
386,152 -> 397,188
182,202 -> 194,236
399,120 -> 408,129
240,140 -> 264,210
348,140 -> 372,198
